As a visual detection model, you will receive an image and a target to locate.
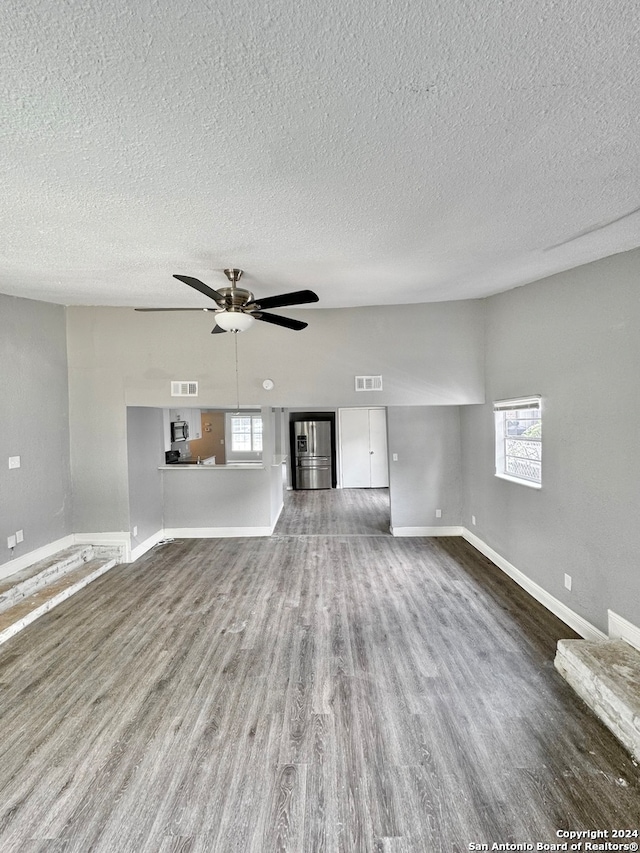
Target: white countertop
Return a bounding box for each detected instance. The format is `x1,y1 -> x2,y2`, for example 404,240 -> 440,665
160,462 -> 265,470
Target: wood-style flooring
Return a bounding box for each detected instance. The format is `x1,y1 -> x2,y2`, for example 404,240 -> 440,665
0,489 -> 638,852
274,487 -> 391,536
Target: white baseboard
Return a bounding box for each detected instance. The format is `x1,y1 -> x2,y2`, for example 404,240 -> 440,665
163,526 -> 274,539
74,532 -> 131,562
130,529 -> 167,563
0,535 -> 76,582
391,526 -> 464,537
271,500 -> 284,530
608,609 -> 640,651
462,528 -> 606,642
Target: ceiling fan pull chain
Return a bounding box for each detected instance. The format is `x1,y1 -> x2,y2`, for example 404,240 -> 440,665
234,332 -> 241,412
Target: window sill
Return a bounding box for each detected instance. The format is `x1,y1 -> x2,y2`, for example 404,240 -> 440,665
495,472 -> 542,489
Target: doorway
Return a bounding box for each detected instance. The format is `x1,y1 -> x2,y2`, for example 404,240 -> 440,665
279,407 -> 391,535
289,412 -> 338,490
274,487 -> 390,535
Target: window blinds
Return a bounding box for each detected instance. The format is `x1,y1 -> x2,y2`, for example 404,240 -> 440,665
493,396 -> 541,412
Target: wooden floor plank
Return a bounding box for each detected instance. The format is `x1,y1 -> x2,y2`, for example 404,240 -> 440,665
0,488 -> 638,852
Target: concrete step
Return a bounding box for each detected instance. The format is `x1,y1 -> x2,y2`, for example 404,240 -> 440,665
0,551 -> 119,648
0,544 -> 96,613
555,638 -> 640,762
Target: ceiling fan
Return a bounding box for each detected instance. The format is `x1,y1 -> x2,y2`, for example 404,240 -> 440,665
136,268 -> 319,333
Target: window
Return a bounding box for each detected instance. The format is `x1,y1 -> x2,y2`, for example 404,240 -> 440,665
229,414 -> 263,454
494,396 -> 542,487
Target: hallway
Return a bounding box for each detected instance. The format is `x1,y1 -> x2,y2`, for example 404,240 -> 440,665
274,487 -> 391,537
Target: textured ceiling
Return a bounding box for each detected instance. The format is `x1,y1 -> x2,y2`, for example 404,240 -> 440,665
1,0 -> 639,308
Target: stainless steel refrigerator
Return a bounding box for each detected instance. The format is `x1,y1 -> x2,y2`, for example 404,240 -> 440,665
293,420 -> 332,489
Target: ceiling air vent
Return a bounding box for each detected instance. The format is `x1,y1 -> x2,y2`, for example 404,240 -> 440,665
355,375 -> 383,392
171,381 -> 198,397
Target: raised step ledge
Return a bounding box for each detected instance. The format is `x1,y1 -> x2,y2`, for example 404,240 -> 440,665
0,557 -> 117,648
0,545 -> 95,613
555,639 -> 640,762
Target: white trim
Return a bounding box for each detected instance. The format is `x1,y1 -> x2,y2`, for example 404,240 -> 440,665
495,472 -> 542,489
163,526 -> 274,539
130,529 -> 167,563
462,528 -> 606,642
0,558 -> 117,648
74,532 -> 131,562
271,499 -> 284,531
493,395 -> 541,411
0,535 -> 76,582
391,526 -> 464,537
608,610 -> 640,652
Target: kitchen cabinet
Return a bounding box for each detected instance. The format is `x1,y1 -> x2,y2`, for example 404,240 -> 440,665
168,408 -> 201,441
187,409 -> 202,440
338,407 -> 389,488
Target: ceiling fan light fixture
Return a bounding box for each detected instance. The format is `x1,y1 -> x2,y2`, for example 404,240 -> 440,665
215,310 -> 255,333
138,268 -> 318,334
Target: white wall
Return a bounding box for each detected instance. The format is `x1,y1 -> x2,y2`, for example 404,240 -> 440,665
461,247 -> 640,633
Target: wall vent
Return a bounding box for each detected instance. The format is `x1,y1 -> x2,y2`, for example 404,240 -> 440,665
171,381 -> 199,397
355,375 -> 383,392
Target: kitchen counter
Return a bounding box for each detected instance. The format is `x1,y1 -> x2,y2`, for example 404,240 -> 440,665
159,462 -> 265,470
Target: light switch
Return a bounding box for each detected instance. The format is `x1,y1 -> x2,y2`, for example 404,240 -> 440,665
392,453 -> 398,461
8,456 -> 20,469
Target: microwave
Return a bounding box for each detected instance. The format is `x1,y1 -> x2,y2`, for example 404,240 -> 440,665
171,420 -> 189,442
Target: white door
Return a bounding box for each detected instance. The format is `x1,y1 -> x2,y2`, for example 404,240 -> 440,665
340,408 -> 371,487
368,408 -> 389,487
339,408 -> 389,488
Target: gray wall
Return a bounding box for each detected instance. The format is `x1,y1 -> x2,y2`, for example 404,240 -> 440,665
0,294 -> 72,570
66,300 -> 485,533
460,248 -> 640,633
163,468 -> 273,529
388,406 -> 462,530
126,407 -> 164,548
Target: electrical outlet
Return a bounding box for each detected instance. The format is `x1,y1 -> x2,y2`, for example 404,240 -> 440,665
471,515 -> 476,526
7,535 -> 16,549
564,573 -> 572,591
392,453 -> 398,461
435,509 -> 442,518
133,526 -> 138,537
16,529 -> 24,543
8,456 -> 20,469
